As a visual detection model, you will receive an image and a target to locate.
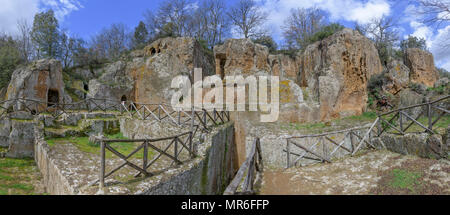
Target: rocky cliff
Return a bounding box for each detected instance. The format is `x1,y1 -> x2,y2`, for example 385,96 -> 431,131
405,48 -> 440,87
301,28 -> 383,120
87,37 -> 215,105
4,59 -> 69,111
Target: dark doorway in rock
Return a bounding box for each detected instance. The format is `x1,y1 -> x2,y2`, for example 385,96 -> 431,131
121,95 -> 127,102
47,89 -> 59,107
151,48 -> 156,55
216,54 -> 226,79
84,83 -> 89,91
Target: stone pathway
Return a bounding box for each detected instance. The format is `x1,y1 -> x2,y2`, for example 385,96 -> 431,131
260,150 -> 450,195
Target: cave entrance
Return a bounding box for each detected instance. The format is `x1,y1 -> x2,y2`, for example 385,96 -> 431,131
84,83 -> 89,91
216,54 -> 226,79
121,95 -> 127,102
47,89 -> 59,107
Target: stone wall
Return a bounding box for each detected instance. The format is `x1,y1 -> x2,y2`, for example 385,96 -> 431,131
373,131 -> 449,159
34,123 -> 75,195
141,123 -> 237,195
34,119 -> 237,195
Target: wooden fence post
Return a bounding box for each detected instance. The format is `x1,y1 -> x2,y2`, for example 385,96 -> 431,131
191,107 -> 194,131
143,141 -> 148,174
174,137 -> 178,162
399,111 -> 403,132
189,132 -> 194,158
350,131 -> 354,152
286,139 -> 290,169
158,105 -> 161,120
203,110 -> 207,126
427,99 -> 433,132
377,117 -> 382,137
100,141 -> 106,189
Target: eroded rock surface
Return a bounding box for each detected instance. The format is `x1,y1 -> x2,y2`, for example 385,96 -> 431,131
301,28 -> 383,120
405,48 -> 439,87
88,37 -> 215,105
5,59 -> 69,111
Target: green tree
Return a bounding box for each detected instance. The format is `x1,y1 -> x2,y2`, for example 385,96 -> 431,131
0,35 -> 22,89
308,23 -> 344,43
400,36 -> 427,52
253,35 -> 278,53
31,9 -> 61,59
133,21 -> 149,49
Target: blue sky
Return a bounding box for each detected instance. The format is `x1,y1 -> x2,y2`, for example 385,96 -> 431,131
0,0 -> 449,70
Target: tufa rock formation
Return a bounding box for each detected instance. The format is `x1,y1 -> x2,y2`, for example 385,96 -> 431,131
88,37 -> 215,105
4,59 -> 69,112
300,28 -> 383,120
383,60 -> 410,95
405,48 -> 439,87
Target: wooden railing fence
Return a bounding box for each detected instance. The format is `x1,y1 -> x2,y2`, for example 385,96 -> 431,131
284,95 -> 449,169
224,138 -> 263,195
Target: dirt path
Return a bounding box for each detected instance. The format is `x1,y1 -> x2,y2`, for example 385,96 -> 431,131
260,150 -> 450,195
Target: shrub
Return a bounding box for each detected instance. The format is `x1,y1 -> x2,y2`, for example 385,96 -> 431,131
308,23 -> 344,44
368,73 -> 387,94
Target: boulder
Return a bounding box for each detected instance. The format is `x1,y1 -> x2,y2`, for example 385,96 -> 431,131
405,48 -> 439,87
6,118 -> 36,158
300,28 -> 383,120
4,59 -> 68,112
383,60 -> 410,94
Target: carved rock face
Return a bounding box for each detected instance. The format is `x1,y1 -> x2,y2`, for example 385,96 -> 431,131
5,59 -> 68,111
405,48 -> 439,87
300,28 -> 383,120
88,37 -> 215,105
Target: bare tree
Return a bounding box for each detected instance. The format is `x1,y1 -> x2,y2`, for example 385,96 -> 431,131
282,7 -> 325,50
414,0 -> 450,48
153,0 -> 195,37
192,0 -> 230,47
16,19 -> 34,62
360,15 -> 399,65
90,23 -> 130,60
415,0 -> 450,27
227,0 -> 268,39
143,10 -> 158,40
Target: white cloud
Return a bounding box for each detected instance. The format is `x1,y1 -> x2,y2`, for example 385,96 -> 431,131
429,25 -> 450,71
259,0 -> 391,42
0,0 -> 82,35
0,0 -> 39,35
408,21 -> 434,47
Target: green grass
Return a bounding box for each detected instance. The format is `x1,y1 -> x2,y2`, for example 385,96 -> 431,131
388,169 -> 422,193
281,111 -> 378,133
46,133 -> 154,159
0,158 -> 43,195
